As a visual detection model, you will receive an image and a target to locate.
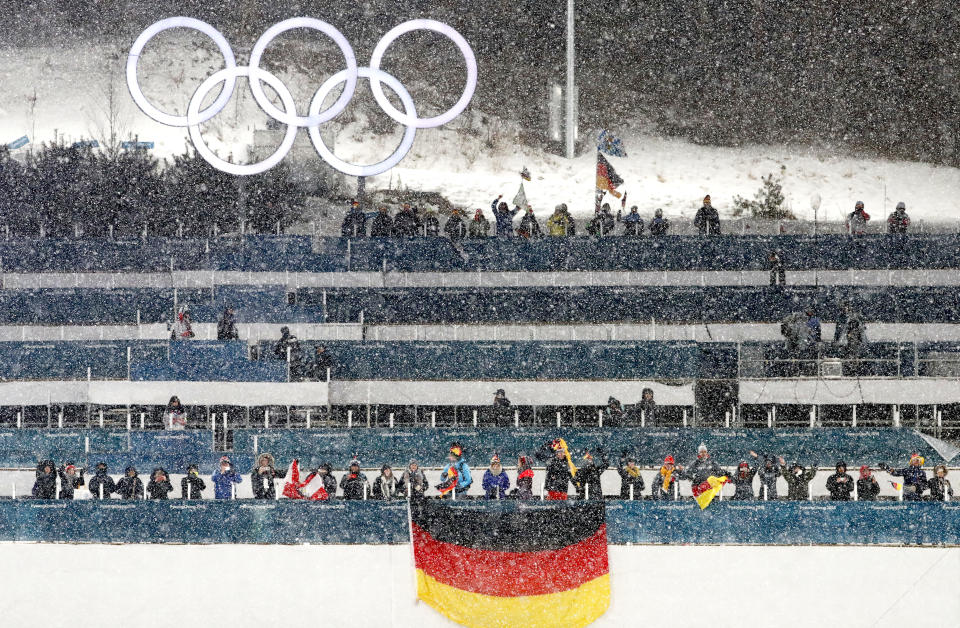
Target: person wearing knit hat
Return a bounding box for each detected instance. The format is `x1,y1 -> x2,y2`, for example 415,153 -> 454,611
56,462 -> 85,500
730,459 -> 757,500
536,439 -> 577,500
678,444 -> 726,490
482,454 -> 510,500
826,461 -> 854,501
880,453 -> 929,501
846,200 -> 870,235
399,460 -> 427,499
181,463 -> 206,500
652,455 -> 682,500
212,456 -> 242,500
575,445 -> 609,500
437,443 -> 473,498
89,462 -> 116,500
340,459 -> 369,500
617,451 -> 644,500
887,201 -> 910,234
856,465 -> 880,501
694,194 -> 721,236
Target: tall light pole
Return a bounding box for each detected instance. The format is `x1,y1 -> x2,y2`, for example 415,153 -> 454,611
565,0 -> 576,159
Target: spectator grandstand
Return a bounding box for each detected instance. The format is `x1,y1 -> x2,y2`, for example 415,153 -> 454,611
0,233 -> 957,546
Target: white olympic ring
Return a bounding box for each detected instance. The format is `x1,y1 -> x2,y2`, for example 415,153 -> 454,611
126,16 -> 477,177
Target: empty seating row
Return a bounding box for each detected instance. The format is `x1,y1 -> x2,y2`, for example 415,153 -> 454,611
0,428 -> 947,471
0,234 -> 957,273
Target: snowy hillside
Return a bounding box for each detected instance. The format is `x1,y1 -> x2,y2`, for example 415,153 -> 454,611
1,36 -> 958,224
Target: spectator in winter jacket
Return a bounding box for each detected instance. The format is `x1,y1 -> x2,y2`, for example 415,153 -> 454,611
857,465 -> 880,501
314,462 -> 337,499
58,463 -> 85,500
603,397 -> 626,427
488,388 -> 512,427
437,443 -> 473,497
371,465 -> 400,500
846,201 -> 870,235
546,204 -> 575,237
617,453 -> 645,500
444,209 -> 468,242
694,195 -> 721,235
181,464 -> 206,500
617,206 -> 644,236
116,466 -> 144,500
730,461 -> 757,500
652,455 -> 681,500
468,209 -> 490,238
881,453 -> 929,501
681,444 -> 727,488
783,462 -> 817,500
88,462 -> 116,500
147,468 -> 173,500
309,345 -> 333,381
826,461 -> 855,501
422,210 -> 441,237
482,454 -> 510,499
273,326 -> 305,379
887,202 -> 910,234
752,452 -> 782,499
634,388 -> 657,426
649,208 -> 669,236
516,206 -> 542,238
491,196 -> 520,237
340,459 -> 369,500
587,204 -> 616,236
928,465 -> 953,501
514,454 -> 535,500
32,460 -> 58,499
536,440 -> 575,500
212,456 -> 242,500
217,307 -> 239,340
251,453 -> 286,500
768,250 -> 786,286
165,395 -> 186,430
340,200 -> 367,237
393,204 -> 421,236
171,304 -> 194,340
369,206 -> 394,237
398,460 -> 427,498
575,447 -> 608,500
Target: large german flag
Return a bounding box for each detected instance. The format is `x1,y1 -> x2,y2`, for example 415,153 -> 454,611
410,500 -> 610,628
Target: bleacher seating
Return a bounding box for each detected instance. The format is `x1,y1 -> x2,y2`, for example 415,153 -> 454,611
1,235 -> 959,273
0,427 -> 944,473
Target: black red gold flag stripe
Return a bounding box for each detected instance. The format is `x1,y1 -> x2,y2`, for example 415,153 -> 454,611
410,500 -> 610,628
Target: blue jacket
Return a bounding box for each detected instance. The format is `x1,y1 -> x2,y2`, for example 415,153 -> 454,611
442,459 -> 473,492
889,466 -> 928,500
212,469 -> 242,500
492,199 -> 519,237
482,470 -> 510,499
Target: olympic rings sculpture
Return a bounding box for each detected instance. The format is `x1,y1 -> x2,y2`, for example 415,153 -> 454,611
126,16 -> 477,177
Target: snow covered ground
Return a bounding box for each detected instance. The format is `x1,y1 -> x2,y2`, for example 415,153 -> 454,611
0,542 -> 955,627
2,38 -> 959,224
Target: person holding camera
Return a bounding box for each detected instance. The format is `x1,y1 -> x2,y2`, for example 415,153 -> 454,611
147,468 -> 173,500
251,453 -> 286,500
212,456 -> 242,500
181,464 -> 206,500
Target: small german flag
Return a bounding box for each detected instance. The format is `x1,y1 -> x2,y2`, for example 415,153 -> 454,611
410,500 -> 610,628
596,153 -> 624,199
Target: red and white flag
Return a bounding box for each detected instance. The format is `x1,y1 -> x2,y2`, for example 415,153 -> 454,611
281,459 -> 329,500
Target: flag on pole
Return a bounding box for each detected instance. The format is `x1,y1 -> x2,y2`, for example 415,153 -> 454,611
597,130 -> 626,158
890,481 -> 903,492
513,182 -> 528,209
596,153 -> 623,199
281,459 -> 329,500
692,475 -> 728,510
410,499 -> 610,628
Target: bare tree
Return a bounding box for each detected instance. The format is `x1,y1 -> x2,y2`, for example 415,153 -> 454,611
86,51 -> 131,160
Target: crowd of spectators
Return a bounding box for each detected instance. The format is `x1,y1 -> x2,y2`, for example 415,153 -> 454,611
29,446 -> 952,503
340,197 -> 914,239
